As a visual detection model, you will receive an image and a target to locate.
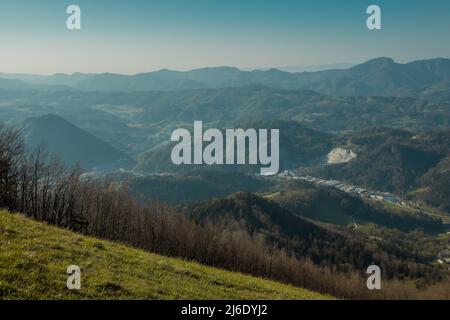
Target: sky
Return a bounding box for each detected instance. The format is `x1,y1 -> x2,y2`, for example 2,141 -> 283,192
1,0 -> 450,74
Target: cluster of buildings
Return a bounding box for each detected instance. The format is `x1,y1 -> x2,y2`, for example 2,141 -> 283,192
279,170 -> 450,267
279,171 -> 408,207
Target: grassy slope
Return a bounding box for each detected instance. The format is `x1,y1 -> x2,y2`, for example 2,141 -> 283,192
0,211 -> 330,300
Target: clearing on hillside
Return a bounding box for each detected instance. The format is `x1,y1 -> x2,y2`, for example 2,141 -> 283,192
0,211 -> 330,300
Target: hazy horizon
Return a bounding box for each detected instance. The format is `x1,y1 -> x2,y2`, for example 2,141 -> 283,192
2,0 -> 450,74
2,56 -> 450,77
0,61 -> 356,76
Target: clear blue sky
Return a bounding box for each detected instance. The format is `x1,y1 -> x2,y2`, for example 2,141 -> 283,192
1,0 -> 449,74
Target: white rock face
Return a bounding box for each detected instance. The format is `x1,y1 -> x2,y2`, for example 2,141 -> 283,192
327,148 -> 357,164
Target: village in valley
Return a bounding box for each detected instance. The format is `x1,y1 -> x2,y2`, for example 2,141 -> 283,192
279,170 -> 411,207
277,170 -> 450,267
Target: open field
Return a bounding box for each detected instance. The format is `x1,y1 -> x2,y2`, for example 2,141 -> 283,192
0,211 -> 330,300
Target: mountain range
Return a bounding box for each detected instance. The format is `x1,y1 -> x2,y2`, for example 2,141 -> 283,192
1,56 -> 450,300
1,57 -> 449,214
2,57 -> 450,97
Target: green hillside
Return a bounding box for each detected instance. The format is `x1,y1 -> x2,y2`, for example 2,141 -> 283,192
0,211 -> 329,300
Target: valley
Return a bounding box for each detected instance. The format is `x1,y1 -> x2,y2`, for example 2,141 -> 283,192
277,171 -> 450,226
1,57 -> 449,300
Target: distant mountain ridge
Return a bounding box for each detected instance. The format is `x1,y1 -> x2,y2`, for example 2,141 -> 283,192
304,57 -> 450,96
2,57 -> 450,97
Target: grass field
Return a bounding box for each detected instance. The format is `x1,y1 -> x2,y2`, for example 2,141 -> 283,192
0,211 -> 330,300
